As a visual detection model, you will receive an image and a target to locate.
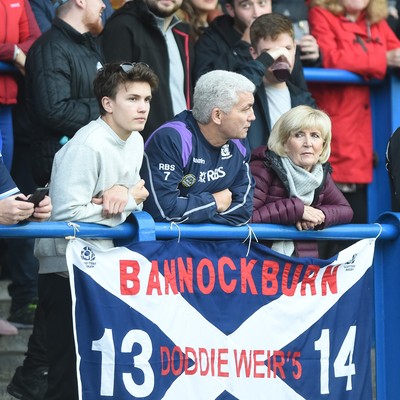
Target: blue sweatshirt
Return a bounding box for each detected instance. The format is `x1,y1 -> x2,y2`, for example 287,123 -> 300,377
0,159 -> 18,199
141,110 -> 254,226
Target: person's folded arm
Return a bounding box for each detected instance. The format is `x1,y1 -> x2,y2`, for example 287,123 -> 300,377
209,159 -> 254,226
141,129 -> 219,223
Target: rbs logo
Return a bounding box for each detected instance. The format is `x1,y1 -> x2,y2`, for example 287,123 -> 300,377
199,167 -> 226,183
159,163 -> 175,171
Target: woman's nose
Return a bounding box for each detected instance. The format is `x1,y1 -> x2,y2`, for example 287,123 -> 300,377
303,135 -> 312,146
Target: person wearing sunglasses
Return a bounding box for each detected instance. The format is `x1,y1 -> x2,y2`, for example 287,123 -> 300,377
8,62 -> 158,400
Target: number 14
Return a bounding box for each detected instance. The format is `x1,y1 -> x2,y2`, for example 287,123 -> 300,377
314,326 -> 357,394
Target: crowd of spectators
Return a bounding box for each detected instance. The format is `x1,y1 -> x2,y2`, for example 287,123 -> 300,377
1,0 -> 400,399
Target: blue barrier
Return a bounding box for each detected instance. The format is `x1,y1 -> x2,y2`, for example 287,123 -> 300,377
1,211 -> 400,399
304,67 -> 378,84
0,214 -> 397,241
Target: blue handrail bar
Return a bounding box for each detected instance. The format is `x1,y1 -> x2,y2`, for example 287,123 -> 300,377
0,212 -> 398,241
0,220 -> 138,239
304,67 -> 377,84
153,221 -> 397,240
0,61 -> 18,73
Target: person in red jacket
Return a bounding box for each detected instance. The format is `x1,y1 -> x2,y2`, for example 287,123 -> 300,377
308,0 -> 400,223
250,105 -> 353,258
0,0 -> 41,170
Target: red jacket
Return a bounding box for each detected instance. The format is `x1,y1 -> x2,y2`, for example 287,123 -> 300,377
0,0 -> 40,104
308,6 -> 400,183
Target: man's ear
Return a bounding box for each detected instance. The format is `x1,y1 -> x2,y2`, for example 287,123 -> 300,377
225,2 -> 235,18
211,108 -> 222,125
101,96 -> 113,113
75,0 -> 85,9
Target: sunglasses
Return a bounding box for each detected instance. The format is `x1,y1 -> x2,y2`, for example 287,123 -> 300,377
119,62 -> 150,73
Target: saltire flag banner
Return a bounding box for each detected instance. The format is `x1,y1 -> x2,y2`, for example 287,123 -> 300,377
66,237 -> 375,400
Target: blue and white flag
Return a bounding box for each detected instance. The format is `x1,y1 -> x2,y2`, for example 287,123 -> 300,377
66,237 -> 375,400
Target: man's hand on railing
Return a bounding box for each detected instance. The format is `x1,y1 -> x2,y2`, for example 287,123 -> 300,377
94,185 -> 129,218
129,179 -> 149,206
297,205 -> 325,231
212,188 -> 233,213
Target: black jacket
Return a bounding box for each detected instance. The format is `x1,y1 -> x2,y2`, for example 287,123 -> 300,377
239,52 -> 317,149
26,17 -> 103,142
101,0 -> 194,141
386,126 -> 400,211
194,14 -> 308,89
25,17 -> 104,185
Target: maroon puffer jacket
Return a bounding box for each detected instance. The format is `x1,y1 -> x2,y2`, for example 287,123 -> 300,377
250,146 -> 354,258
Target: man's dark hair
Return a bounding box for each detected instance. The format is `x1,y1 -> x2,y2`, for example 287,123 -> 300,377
250,12 -> 294,48
93,62 -> 159,116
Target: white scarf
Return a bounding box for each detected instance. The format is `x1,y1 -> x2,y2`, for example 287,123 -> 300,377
272,157 -> 323,256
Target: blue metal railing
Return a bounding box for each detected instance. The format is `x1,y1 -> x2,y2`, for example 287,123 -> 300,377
304,67 -> 374,84
0,216 -> 397,241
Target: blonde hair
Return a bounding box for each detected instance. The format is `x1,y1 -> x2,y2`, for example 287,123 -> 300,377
268,105 -> 332,164
309,0 -> 388,24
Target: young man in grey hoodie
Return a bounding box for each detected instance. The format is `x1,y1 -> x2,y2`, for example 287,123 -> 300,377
32,62 -> 158,400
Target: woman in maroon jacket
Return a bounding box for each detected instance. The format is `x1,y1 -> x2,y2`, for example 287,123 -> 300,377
250,105 -> 353,258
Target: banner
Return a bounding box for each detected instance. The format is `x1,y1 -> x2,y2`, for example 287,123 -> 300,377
66,237 -> 375,400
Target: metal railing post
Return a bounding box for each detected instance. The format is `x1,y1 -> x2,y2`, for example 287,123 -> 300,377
374,212 -> 400,399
